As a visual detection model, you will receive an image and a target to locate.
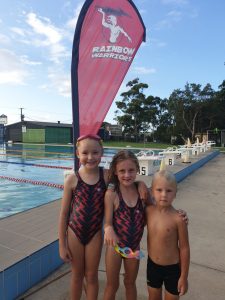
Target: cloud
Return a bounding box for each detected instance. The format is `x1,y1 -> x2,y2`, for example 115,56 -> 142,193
26,13 -> 62,44
66,3 -> 83,30
138,9 -> 147,15
155,9 -> 183,29
40,70 -> 71,98
10,27 -> 26,37
0,33 -> 10,44
20,55 -> 42,66
25,12 -> 68,63
0,49 -> 28,85
167,10 -> 182,21
132,66 -> 156,75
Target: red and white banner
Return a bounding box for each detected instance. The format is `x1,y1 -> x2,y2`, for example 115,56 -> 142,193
71,0 -> 146,138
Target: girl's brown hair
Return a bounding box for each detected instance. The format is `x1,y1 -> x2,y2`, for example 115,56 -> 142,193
108,150 -> 140,191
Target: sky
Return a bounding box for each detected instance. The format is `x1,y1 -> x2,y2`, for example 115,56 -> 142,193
0,0 -> 224,125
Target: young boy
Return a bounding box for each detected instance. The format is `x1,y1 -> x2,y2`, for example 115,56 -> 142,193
146,170 -> 190,300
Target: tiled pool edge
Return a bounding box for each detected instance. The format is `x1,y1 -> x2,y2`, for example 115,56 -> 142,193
0,241 -> 63,300
0,150 -> 220,300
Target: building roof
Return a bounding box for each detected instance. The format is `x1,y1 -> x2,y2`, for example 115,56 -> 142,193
5,121 -> 72,128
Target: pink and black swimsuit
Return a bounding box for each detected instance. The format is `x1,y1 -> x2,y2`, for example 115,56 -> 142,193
68,167 -> 106,245
113,190 -> 145,251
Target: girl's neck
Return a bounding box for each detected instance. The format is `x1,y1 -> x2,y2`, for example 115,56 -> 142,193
119,183 -> 137,195
119,183 -> 138,207
80,165 -> 99,175
78,166 -> 99,185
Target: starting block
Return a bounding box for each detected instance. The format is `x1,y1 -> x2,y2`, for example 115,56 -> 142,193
192,147 -> 200,156
136,151 -> 163,176
164,154 -> 176,166
138,159 -> 154,176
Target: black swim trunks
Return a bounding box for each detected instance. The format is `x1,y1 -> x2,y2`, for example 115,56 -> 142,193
147,256 -> 180,295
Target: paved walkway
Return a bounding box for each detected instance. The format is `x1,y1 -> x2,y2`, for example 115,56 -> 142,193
18,153 -> 225,300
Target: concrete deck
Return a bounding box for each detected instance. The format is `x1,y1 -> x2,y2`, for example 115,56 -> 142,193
1,151 -> 225,299
0,200 -> 60,272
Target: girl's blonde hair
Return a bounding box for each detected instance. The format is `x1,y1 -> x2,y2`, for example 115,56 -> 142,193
108,150 -> 140,191
152,170 -> 177,189
76,134 -> 103,148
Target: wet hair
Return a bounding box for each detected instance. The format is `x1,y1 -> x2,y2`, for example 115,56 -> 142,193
108,150 -> 140,191
76,134 -> 103,148
152,170 -> 177,189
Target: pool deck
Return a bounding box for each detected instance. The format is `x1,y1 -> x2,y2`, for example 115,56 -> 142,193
0,200 -> 60,272
1,150 -> 225,299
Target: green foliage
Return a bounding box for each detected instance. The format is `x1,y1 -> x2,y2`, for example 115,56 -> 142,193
115,78 -> 161,141
113,78 -> 225,143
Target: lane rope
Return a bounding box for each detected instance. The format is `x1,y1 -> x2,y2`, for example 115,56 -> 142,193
5,149 -> 73,156
0,160 -> 72,170
0,153 -> 73,160
0,175 -> 64,190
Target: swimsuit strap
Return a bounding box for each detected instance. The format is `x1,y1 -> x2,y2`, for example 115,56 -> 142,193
118,188 -> 139,209
99,167 -> 104,181
75,167 -> 104,185
75,170 -> 81,181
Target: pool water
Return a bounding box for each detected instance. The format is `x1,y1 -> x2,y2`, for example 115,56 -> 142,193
0,143 -> 159,218
0,180 -> 61,217
0,144 -> 120,218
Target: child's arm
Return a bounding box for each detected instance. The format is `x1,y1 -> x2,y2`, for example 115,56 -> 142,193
103,168 -> 109,185
58,174 -> 76,262
177,217 -> 190,296
104,189 -> 119,247
135,180 -> 150,204
104,171 -> 151,204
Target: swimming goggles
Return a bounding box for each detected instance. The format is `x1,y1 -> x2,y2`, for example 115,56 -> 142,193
114,245 -> 145,260
77,134 -> 101,142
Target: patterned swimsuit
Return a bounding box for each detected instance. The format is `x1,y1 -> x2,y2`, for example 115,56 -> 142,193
113,190 -> 145,251
68,167 -> 106,245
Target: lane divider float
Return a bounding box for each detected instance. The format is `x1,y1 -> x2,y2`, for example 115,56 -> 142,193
0,175 -> 64,190
0,160 -> 72,170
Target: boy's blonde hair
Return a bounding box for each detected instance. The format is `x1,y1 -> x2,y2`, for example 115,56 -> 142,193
152,170 -> 177,189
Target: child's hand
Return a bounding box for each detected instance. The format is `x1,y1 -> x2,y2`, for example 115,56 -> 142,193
104,225 -> 119,247
59,246 -> 72,263
177,209 -> 189,225
137,181 -> 149,202
178,277 -> 188,296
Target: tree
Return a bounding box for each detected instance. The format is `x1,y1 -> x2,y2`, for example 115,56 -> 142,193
167,83 -> 215,141
154,98 -> 175,143
210,80 -> 225,129
115,78 -> 158,141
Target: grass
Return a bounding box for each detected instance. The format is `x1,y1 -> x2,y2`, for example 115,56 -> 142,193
214,147 -> 225,152
102,141 -> 225,151
102,141 -> 172,149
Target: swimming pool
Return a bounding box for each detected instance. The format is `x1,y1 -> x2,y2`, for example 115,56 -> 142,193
0,143 -> 160,218
0,143 -> 122,218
